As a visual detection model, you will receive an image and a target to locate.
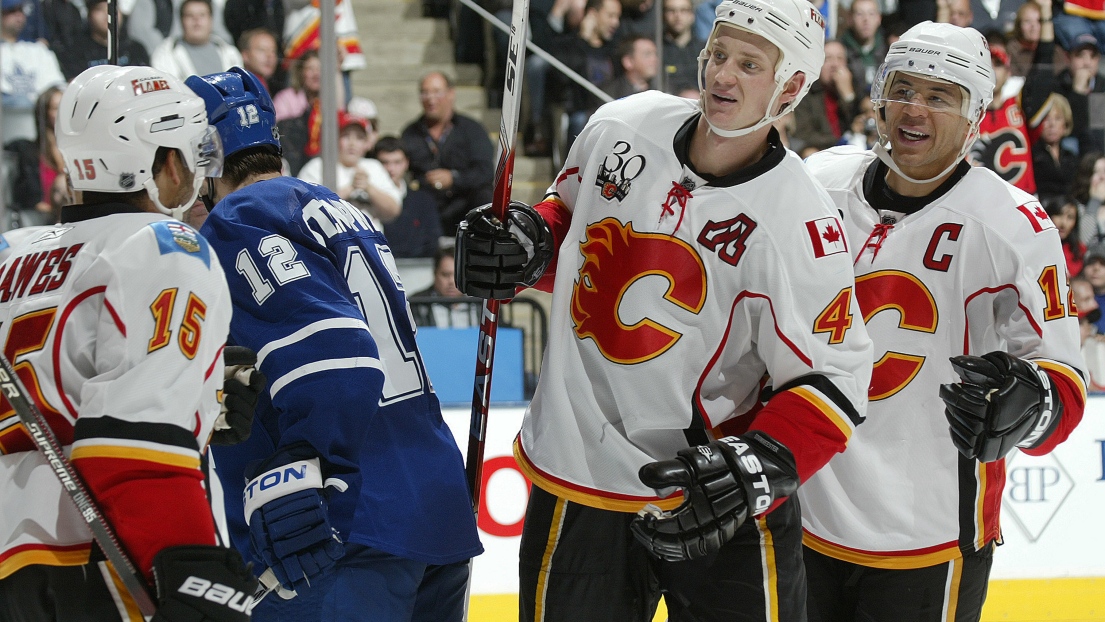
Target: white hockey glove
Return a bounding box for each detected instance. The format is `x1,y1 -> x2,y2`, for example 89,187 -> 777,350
940,351 -> 1063,463
212,346 -> 265,446
455,201 -> 554,299
630,431 -> 798,562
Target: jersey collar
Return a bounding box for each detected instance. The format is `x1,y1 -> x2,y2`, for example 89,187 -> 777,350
61,202 -> 146,224
672,113 -> 786,188
862,158 -> 971,217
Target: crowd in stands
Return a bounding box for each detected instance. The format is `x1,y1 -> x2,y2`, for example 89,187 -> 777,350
0,0 -> 498,255
6,0 -> 1105,385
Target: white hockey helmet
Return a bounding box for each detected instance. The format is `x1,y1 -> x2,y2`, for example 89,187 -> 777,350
56,65 -> 223,219
697,0 -> 826,137
870,21 -> 994,183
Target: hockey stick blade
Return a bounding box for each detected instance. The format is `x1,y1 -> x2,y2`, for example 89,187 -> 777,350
0,354 -> 158,616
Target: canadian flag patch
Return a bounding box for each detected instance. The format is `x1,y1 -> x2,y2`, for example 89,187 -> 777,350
1016,203 -> 1056,234
806,217 -> 848,258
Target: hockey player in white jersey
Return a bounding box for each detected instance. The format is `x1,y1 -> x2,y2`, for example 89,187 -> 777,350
801,22 -> 1087,622
455,0 -> 873,619
0,65 -> 258,621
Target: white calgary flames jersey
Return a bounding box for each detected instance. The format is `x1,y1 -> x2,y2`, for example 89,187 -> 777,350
801,147 -> 1086,568
516,92 -> 873,511
0,212 -> 231,579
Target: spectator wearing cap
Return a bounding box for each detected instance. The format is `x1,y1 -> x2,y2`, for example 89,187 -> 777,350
1052,0 -> 1105,57
297,112 -> 402,231
376,135 -> 443,259
347,96 -> 381,155
972,46 -> 1037,194
401,71 -> 494,235
1024,28 -> 1105,158
149,0 -> 242,79
58,0 -> 151,81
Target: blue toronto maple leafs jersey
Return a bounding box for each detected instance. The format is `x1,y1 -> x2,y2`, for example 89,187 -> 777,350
202,176 -> 482,566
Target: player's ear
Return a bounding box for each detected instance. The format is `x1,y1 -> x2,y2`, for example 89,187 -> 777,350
775,72 -> 807,112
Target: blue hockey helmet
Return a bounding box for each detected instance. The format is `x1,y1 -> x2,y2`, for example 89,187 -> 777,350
185,67 -> 281,158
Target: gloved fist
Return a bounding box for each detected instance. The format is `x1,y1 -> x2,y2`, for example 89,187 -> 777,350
940,351 -> 1062,463
630,431 -> 797,562
212,346 -> 266,446
151,545 -> 258,622
245,457 -> 346,594
455,201 -> 554,299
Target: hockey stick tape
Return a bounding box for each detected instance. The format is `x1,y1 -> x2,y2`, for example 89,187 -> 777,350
243,458 -> 324,525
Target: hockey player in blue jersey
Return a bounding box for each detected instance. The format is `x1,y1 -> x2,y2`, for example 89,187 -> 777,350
186,67 -> 482,622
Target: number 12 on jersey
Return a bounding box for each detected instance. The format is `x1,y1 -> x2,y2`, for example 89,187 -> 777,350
234,232 -> 426,405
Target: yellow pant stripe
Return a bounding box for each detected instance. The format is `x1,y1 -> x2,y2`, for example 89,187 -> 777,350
534,497 -> 568,622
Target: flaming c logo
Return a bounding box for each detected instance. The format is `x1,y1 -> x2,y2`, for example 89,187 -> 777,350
571,218 -> 707,364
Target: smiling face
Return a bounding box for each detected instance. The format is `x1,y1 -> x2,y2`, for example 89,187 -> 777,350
880,72 -> 971,180
701,25 -> 791,133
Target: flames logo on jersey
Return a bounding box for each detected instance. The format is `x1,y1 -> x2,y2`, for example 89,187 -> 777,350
595,141 -> 645,202
571,218 -> 706,364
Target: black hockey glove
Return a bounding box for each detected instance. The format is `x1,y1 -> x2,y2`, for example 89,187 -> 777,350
630,431 -> 798,562
455,200 -> 554,299
211,346 -> 266,446
939,351 -> 1063,463
151,545 -> 258,622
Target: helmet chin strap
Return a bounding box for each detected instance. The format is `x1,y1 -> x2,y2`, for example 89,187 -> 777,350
699,80 -> 789,138
143,170 -> 204,221
872,108 -> 980,185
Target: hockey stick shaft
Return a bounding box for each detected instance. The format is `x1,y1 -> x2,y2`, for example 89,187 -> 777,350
107,0 -> 119,65
464,0 -> 530,515
0,354 -> 157,615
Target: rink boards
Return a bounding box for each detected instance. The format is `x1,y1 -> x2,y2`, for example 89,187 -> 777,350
442,398 -> 1105,621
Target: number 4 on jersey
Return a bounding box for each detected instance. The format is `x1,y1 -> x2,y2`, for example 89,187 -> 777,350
814,287 -> 854,344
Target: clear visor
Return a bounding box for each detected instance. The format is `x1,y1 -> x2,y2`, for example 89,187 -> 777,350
193,125 -> 224,178
872,72 -> 971,121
